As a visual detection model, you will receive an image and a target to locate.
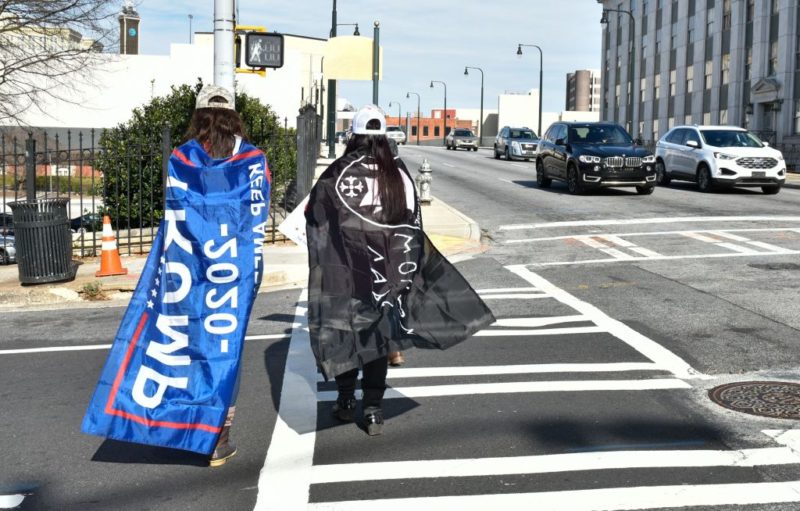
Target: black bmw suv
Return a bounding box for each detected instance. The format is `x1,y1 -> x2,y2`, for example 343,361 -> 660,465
536,122 -> 657,195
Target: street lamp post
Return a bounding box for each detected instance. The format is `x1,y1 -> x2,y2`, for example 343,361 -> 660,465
389,101 -> 401,128
372,21 -> 380,105
516,44 -> 543,137
188,14 -> 193,44
430,80 -> 447,145
464,66 -> 484,147
326,0 -> 338,158
406,92 -> 421,145
601,8 -> 635,137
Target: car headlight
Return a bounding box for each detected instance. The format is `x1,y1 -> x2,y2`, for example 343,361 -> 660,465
642,155 -> 656,163
578,155 -> 601,164
713,152 -> 736,160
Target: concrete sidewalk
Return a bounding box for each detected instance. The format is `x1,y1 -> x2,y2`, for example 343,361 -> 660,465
0,194 -> 484,311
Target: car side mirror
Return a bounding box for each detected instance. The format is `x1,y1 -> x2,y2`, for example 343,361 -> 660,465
555,138 -> 565,146
686,140 -> 700,149
762,141 -> 770,147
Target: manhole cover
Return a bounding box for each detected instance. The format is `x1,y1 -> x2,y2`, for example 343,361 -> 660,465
709,381 -> 800,420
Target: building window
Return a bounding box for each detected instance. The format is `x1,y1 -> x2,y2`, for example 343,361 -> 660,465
793,100 -> 800,134
746,0 -> 754,21
669,69 -> 676,95
640,77 -> 646,101
685,113 -> 693,125
411,126 -> 417,136
652,119 -> 660,141
745,48 -> 752,80
720,109 -> 728,124
686,66 -> 694,92
769,41 -> 778,75
668,117 -> 675,129
704,60 -> 712,88
721,53 -> 730,84
423,126 -> 429,137
654,74 -> 661,100
434,126 -> 440,137
722,0 -> 732,30
703,112 -> 711,124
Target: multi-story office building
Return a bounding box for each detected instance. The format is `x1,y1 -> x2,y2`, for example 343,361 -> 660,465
566,69 -> 601,112
598,0 -> 800,145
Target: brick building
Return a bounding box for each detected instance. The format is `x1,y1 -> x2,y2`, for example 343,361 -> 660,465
386,109 -> 472,143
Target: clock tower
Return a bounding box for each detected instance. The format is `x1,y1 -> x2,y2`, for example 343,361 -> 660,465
118,1 -> 140,55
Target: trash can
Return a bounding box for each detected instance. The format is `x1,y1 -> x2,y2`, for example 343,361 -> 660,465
9,198 -> 76,284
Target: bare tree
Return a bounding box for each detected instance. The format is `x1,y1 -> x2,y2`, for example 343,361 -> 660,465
0,0 -> 121,124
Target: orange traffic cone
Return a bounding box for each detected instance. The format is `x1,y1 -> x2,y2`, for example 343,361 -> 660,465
95,216 -> 128,277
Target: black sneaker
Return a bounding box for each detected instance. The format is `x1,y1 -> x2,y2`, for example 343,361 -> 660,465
332,397 -> 356,422
363,407 -> 384,436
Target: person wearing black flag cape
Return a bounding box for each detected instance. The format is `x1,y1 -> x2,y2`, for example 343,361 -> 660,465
305,105 -> 494,435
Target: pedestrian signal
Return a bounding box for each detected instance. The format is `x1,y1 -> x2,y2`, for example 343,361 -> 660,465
245,33 -> 284,69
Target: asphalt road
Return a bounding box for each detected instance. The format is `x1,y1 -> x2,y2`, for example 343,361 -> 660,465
2,145 -> 800,510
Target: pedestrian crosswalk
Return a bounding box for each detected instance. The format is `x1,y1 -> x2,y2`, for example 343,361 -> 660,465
255,265 -> 800,510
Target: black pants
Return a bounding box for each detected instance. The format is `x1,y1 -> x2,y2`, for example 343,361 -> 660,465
335,356 -> 388,409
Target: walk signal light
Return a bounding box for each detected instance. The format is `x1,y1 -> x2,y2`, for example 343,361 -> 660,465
245,33 -> 284,69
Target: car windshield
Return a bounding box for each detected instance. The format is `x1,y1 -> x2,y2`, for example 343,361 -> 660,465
569,125 -> 633,145
386,126 -> 401,132
509,129 -> 537,140
454,129 -> 474,137
700,129 -> 763,148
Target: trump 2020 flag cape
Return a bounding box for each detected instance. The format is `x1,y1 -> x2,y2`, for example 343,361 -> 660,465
82,139 -> 270,455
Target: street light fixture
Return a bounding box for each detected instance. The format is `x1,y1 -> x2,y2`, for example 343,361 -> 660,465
430,80 -> 447,145
464,66 -> 485,147
516,44 -> 543,137
335,23 -> 360,36
600,8 -> 636,137
406,91 -> 421,145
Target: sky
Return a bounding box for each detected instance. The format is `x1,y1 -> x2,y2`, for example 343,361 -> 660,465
133,1 -> 605,123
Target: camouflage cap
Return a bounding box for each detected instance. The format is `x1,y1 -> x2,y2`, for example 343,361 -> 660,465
196,84 -> 235,110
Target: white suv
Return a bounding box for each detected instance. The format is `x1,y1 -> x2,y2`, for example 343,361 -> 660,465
655,125 -> 786,194
385,126 -> 407,145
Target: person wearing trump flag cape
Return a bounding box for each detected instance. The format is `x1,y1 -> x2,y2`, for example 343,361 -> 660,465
82,85 -> 270,467
304,105 -> 495,436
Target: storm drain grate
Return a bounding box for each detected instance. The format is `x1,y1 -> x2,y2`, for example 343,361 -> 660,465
709,381 -> 800,420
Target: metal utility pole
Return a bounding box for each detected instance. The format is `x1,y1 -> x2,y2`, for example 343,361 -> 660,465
406,92 -> 421,145
213,0 -> 235,96
430,80 -> 447,145
465,66 -> 485,146
326,1 -> 338,158
372,21 -> 380,105
517,44 -> 543,137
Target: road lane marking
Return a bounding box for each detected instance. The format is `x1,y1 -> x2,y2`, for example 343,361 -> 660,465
504,226 -> 800,244
477,287 -> 542,293
708,230 -> 751,242
442,162 -> 455,167
479,293 -> 549,299
254,294 -> 316,511
493,315 -> 587,327
506,265 -> 708,379
528,250 -> 800,266
474,326 -> 605,336
681,232 -> 720,243
316,362 -> 667,382
0,333 -> 292,356
307,481 -> 800,511
317,378 -> 691,401
747,240 -> 790,252
499,215 -> 800,231
629,246 -> 663,257
309,446 -> 800,483
599,235 -> 635,247
599,247 -> 635,259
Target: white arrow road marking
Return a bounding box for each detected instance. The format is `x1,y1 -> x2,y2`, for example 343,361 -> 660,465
307,481 -> 800,511
506,265 -> 709,379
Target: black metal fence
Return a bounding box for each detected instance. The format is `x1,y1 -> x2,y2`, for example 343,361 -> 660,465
1,123 -> 303,260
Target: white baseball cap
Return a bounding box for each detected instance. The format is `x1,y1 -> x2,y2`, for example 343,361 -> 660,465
351,104 -> 386,135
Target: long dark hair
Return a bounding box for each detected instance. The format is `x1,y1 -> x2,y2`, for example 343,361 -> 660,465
185,107 -> 247,158
345,128 -> 406,224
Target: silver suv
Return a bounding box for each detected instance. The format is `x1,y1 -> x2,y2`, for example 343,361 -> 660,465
494,126 -> 538,161
386,126 -> 407,145
655,126 -> 786,194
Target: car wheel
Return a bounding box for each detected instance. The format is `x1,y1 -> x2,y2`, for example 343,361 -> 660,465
636,185 -> 655,195
655,159 -> 670,185
494,147 -> 500,159
505,148 -> 511,160
696,165 -> 713,192
567,165 -> 582,195
536,160 -> 552,188
762,185 -> 781,195
473,147 -> 478,152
